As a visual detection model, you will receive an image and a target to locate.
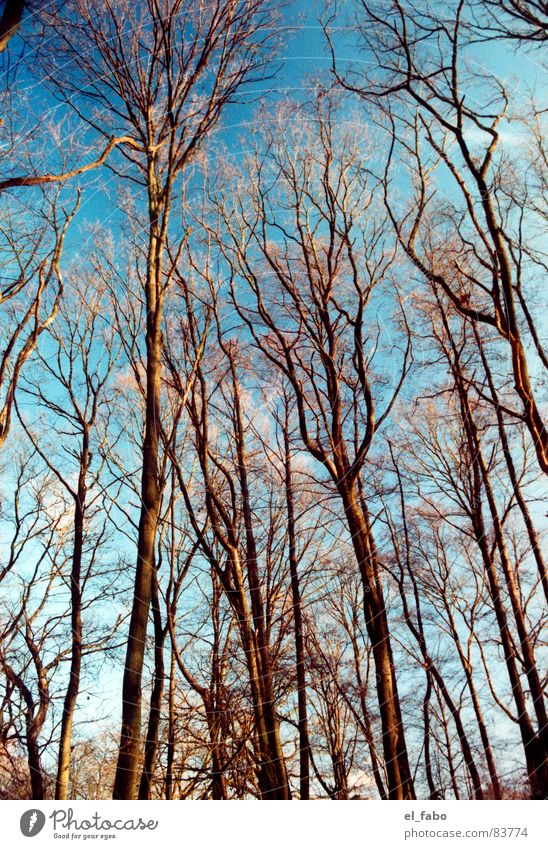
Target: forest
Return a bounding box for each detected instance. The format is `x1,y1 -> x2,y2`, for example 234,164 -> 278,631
0,0 -> 546,801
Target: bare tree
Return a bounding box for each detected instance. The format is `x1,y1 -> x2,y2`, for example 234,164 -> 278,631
41,0 -> 275,799
394,275 -> 547,797
212,94 -> 415,798
166,301 -> 292,798
329,0 -> 548,474
0,454 -> 60,798
16,274 -> 120,799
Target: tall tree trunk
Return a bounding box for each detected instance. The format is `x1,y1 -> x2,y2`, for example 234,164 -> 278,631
27,728 -> 45,800
423,673 -> 439,799
341,490 -> 415,799
55,431 -> 89,800
283,414 -> 311,800
4,662 -> 48,799
138,567 -> 166,799
328,702 -> 349,800
114,217 -> 163,798
439,697 -> 461,799
204,705 -> 228,800
347,631 -> 387,799
165,648 -> 176,800
208,574 -> 228,800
